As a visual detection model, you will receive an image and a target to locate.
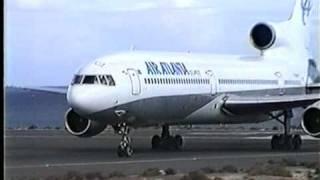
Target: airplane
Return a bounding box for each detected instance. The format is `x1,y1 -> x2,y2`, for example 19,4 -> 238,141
29,0 -> 319,157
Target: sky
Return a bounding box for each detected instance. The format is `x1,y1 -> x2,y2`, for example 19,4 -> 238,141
4,0 -> 320,86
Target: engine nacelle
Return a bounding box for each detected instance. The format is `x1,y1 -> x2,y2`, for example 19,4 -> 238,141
65,108 -> 107,137
301,101 -> 320,138
250,23 -> 276,51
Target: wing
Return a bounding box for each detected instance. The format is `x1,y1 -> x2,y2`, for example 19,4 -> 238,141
22,86 -> 68,94
222,93 -> 320,115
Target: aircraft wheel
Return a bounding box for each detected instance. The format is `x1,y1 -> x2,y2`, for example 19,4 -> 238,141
174,135 -> 183,150
284,135 -> 294,150
271,135 -> 280,150
151,135 -> 161,150
125,145 -> 133,157
117,145 -> 125,157
292,135 -> 302,150
117,145 -> 133,157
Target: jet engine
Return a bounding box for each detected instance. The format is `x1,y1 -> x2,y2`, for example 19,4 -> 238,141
65,108 -> 107,137
301,101 -> 320,138
250,23 -> 276,50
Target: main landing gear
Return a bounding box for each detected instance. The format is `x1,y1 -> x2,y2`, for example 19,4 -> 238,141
270,110 -> 302,150
114,122 -> 133,157
151,125 -> 183,150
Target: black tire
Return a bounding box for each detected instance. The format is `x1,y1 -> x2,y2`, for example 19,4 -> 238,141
284,135 -> 294,150
117,145 -> 125,157
152,135 -> 161,150
125,145 -> 133,157
293,135 -> 302,150
271,135 -> 280,150
174,135 -> 183,150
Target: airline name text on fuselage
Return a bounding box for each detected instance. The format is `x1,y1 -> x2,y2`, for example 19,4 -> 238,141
145,61 -> 200,76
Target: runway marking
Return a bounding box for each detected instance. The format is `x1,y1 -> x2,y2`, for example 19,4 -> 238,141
6,152 -> 320,169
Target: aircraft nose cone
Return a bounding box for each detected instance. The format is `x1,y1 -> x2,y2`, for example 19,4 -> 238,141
67,87 -> 95,115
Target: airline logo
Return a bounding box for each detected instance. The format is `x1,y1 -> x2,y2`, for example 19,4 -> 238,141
145,61 -> 200,76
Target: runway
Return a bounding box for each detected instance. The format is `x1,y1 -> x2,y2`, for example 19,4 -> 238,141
5,128 -> 320,179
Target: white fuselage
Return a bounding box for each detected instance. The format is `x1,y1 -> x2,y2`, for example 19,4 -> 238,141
66,51 -> 309,127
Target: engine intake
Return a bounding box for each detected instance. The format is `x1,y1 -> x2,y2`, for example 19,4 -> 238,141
301,102 -> 320,138
65,108 -> 107,137
250,23 -> 276,51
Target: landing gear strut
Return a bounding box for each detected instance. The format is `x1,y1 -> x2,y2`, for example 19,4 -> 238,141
151,125 -> 183,150
115,122 -> 133,157
270,110 -> 302,150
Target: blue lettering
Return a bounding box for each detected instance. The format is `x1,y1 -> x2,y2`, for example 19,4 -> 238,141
170,63 -> 181,75
180,63 -> 189,75
147,61 -> 196,76
151,62 -> 162,75
175,63 -> 186,75
160,62 -> 170,75
145,62 -> 154,74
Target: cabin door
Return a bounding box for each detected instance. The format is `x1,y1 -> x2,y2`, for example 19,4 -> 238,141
127,69 -> 141,95
275,71 -> 285,95
206,70 -> 217,95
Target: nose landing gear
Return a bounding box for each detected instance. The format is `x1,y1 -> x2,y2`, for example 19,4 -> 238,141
115,123 -> 133,157
151,125 -> 183,150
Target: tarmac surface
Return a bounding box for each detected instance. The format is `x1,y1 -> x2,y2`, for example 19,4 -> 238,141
4,128 -> 320,179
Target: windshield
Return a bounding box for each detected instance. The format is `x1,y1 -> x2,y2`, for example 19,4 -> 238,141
72,74 -> 116,86
72,75 -> 83,85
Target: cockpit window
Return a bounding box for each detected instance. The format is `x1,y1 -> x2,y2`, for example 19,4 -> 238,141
72,75 -> 83,84
72,74 -> 115,86
106,75 -> 115,86
308,59 -> 320,83
99,75 -> 108,85
83,75 -> 99,84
